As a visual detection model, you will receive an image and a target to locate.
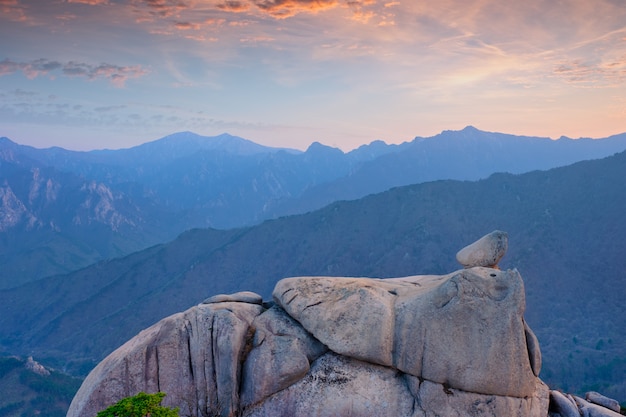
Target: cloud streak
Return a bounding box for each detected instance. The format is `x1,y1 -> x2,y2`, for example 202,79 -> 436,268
0,59 -> 149,87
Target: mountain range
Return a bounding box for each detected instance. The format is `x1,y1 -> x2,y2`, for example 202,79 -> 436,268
1,148 -> 624,401
2,126 -> 626,288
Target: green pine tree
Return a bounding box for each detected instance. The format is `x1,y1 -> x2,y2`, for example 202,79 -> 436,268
96,392 -> 179,417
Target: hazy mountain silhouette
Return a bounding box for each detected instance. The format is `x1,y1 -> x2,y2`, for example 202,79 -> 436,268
0,150 -> 624,400
2,128 -> 626,288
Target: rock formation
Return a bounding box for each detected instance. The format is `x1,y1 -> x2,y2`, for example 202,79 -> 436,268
67,231 -> 622,417
456,229 -> 508,269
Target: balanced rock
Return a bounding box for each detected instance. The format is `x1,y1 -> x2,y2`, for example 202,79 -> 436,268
68,232 -> 552,417
456,230 -> 508,268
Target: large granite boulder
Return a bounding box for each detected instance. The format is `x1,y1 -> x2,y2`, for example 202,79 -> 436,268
274,267 -> 539,397
67,299 -> 264,417
68,231 -> 552,417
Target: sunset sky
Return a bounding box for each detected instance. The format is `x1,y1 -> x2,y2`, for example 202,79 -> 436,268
1,0 -> 626,151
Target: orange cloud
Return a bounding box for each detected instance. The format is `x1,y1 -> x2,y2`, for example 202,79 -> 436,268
0,0 -> 28,22
350,9 -> 374,23
253,0 -> 339,19
217,0 -> 250,12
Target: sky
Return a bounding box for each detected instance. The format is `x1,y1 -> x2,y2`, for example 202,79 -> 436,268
1,0 -> 626,151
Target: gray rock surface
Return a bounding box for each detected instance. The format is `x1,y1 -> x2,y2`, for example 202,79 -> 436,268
415,378 -> 550,417
550,390 -> 581,417
574,396 -> 621,417
243,352 -> 417,417
202,290 -> 263,305
240,305 -> 327,408
67,301 -> 263,417
574,396 -> 624,417
68,232 -> 556,417
456,230 -> 508,268
274,267 -> 538,397
586,391 -> 621,413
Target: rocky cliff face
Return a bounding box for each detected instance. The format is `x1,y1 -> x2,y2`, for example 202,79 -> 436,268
66,232 -> 622,417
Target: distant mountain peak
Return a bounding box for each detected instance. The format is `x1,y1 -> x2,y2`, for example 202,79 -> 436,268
461,125 -> 480,132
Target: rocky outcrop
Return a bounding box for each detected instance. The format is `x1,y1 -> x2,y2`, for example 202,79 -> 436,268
68,231 -> 554,417
549,390 -> 624,417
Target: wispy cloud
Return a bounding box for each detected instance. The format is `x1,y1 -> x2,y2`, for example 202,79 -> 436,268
0,59 -> 149,87
0,0 -> 28,22
553,57 -> 626,88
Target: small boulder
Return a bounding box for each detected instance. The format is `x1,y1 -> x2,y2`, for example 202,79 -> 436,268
574,396 -> 624,417
586,391 -> 621,413
202,291 -> 263,305
456,230 -> 508,268
549,390 -> 580,417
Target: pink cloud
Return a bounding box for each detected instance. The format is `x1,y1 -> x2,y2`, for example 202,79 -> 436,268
553,58 -> 626,88
0,0 -> 28,22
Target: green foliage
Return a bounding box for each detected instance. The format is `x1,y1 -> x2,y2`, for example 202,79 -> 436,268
96,392 -> 179,417
18,369 -> 80,399
0,357 -> 21,379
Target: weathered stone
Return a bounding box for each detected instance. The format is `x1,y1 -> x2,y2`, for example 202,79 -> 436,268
416,378 -> 550,417
242,352 -> 416,417
240,306 -> 327,408
202,291 -> 263,305
549,390 -> 581,417
25,356 -> 50,376
66,301 -> 263,417
586,391 -> 621,413
575,396 -> 623,417
456,230 -> 508,268
69,231 -> 553,417
274,267 -> 538,397
525,319 -> 542,376
273,275 -> 399,366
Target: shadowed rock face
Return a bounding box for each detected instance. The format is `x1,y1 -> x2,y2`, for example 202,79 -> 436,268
67,232 -> 552,417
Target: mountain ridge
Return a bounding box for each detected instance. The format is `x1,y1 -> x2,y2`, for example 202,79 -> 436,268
2,127 -> 626,289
